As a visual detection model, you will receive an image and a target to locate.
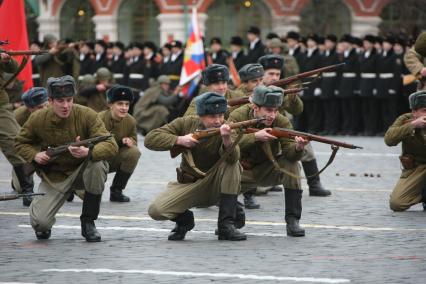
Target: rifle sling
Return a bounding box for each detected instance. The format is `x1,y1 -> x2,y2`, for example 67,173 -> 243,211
2,55 -> 29,89
183,130 -> 244,178
261,142 -> 339,179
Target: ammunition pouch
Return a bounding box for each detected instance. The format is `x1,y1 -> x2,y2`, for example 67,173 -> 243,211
176,167 -> 198,184
399,154 -> 416,170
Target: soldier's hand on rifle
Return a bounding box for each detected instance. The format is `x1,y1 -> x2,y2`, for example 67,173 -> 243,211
176,134 -> 199,148
294,136 -> 309,151
255,128 -> 277,142
220,124 -> 232,147
411,116 -> 426,129
34,151 -> 51,165
0,52 -> 11,63
68,136 -> 89,158
421,68 -> 426,77
96,84 -> 107,92
122,137 -> 134,147
49,46 -> 59,55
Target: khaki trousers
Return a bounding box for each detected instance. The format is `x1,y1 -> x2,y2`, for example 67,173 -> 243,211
0,104 -> 24,165
389,164 -> 426,211
108,146 -> 141,174
148,161 -> 242,221
242,156 -> 302,193
29,161 -> 109,232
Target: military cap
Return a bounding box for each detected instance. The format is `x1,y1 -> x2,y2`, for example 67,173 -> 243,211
84,41 -> 95,50
383,35 -> 396,45
414,32 -> 426,57
269,38 -> 284,49
307,33 -> 320,43
202,64 -> 229,85
106,85 -> 134,104
157,75 -> 171,84
286,31 -> 300,41
195,92 -> 227,116
363,34 -> 376,44
409,91 -> 426,110
95,39 -> 107,49
230,36 -> 243,46
375,35 -> 383,44
113,41 -> 125,50
47,75 -> 76,98
163,43 -> 172,50
210,37 -> 222,45
252,86 -> 283,108
395,36 -> 407,47
21,87 -> 48,108
352,37 -> 363,47
144,41 -> 157,53
95,67 -> 112,82
239,63 -> 264,82
129,41 -> 144,50
340,34 -> 353,43
325,34 -> 337,43
266,32 -> 279,40
258,54 -> 284,70
247,26 -> 261,35
170,40 -> 183,48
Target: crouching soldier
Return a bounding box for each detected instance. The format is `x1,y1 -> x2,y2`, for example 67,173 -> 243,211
99,85 -> 141,202
14,75 -> 118,242
228,86 -> 309,237
385,91 -> 426,211
145,92 -> 246,241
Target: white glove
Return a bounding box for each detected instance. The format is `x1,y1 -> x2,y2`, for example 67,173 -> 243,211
334,90 -> 339,96
314,88 -> 322,96
389,89 -> 396,95
373,89 -> 377,95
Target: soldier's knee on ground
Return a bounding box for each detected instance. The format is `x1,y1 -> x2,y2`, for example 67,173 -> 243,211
148,202 -> 169,221
389,196 -> 409,212
30,208 -> 54,232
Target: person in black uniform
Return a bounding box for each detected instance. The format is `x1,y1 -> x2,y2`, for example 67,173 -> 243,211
376,35 -> 402,135
337,34 -> 360,135
93,39 -> 108,72
358,35 -> 379,136
230,36 -> 246,70
159,43 -> 172,75
125,42 -> 144,90
246,26 -> 265,64
164,40 -> 183,90
141,41 -> 160,91
110,42 -> 127,84
30,40 -> 42,87
78,41 -> 95,81
209,37 -> 229,66
319,34 -> 341,135
286,31 -> 305,69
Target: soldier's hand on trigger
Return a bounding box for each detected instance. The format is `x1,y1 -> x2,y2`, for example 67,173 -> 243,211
34,151 -> 51,165
68,136 -> 89,159
0,52 -> 11,63
411,116 -> 426,129
176,134 -> 199,148
421,68 -> 426,78
122,137 -> 134,147
254,128 -> 277,142
294,136 -> 309,151
219,124 -> 232,147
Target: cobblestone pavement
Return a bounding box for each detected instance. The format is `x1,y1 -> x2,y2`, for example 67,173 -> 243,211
0,135 -> 425,284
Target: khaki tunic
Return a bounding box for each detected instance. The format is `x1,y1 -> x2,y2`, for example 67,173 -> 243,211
0,57 -> 19,106
98,110 -> 141,173
14,106 -> 31,126
404,48 -> 426,90
385,113 -> 426,211
228,104 -> 304,190
283,54 -> 300,78
15,104 -> 118,183
145,115 -> 241,220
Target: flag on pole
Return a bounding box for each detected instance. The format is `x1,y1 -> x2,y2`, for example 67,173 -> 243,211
0,0 -> 33,91
179,6 -> 205,98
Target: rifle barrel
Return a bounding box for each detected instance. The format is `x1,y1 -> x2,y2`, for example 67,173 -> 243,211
3,50 -> 48,56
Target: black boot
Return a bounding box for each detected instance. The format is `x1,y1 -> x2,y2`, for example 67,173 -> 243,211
168,210 -> 195,241
67,192 -> 74,202
81,192 -> 102,242
13,165 -> 35,207
243,190 -> 260,209
218,193 -> 247,241
285,189 -> 305,237
302,160 -> 331,197
35,230 -> 51,240
235,201 -> 246,229
110,170 -> 131,202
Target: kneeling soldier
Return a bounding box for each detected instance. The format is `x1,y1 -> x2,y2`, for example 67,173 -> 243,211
228,86 -> 309,237
14,76 -> 118,242
99,85 -> 141,202
145,92 -> 246,241
385,91 -> 426,211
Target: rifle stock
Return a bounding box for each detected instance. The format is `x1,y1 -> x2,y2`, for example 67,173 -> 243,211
1,50 -> 48,56
246,127 -> 363,149
170,118 -> 265,158
268,63 -> 345,88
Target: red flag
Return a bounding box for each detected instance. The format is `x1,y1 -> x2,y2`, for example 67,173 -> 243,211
0,0 -> 33,91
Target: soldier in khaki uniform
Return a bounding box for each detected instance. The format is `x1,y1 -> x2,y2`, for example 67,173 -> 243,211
15,76 -> 118,242
145,92 -> 246,241
404,32 -> 426,91
99,85 -> 141,202
259,55 -> 331,197
235,63 -> 264,97
14,87 -> 49,126
77,67 -> 112,113
385,91 -> 426,211
184,64 -> 243,116
0,53 -> 35,207
228,86 -> 309,237
267,38 -> 300,78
